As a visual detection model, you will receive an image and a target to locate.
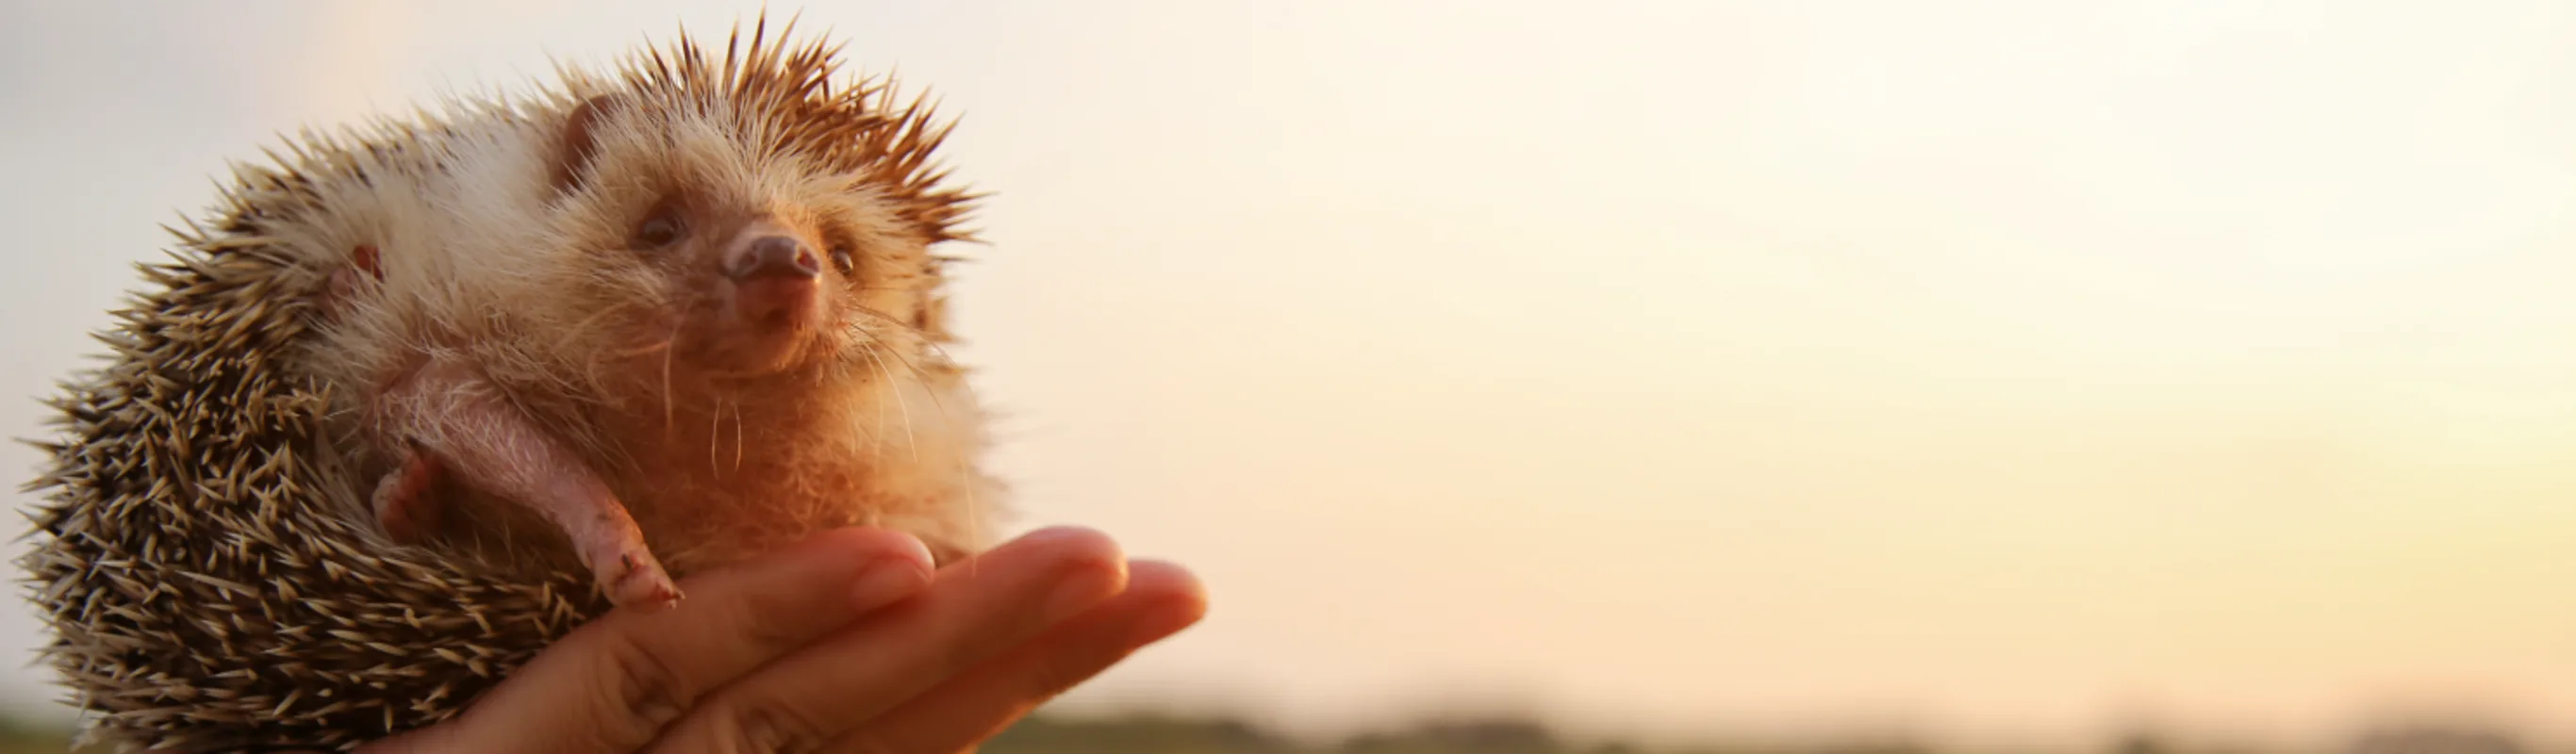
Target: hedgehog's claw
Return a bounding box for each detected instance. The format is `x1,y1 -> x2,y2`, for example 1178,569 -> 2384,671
570,506 -> 679,610
603,550 -> 682,610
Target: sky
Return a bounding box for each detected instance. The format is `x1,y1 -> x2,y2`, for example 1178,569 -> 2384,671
5,1 -> 2576,750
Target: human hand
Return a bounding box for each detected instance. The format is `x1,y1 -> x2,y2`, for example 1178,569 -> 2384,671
348,525 -> 1205,753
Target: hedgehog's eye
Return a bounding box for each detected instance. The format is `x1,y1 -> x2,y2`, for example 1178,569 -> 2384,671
635,208 -> 685,249
828,242 -> 857,274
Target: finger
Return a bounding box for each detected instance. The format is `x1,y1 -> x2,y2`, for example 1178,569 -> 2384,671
365,527 -> 936,754
641,526 -> 1128,753
827,559 -> 1208,754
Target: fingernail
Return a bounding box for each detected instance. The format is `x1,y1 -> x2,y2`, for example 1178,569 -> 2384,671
850,556 -> 930,608
1015,526 -> 1104,549
889,532 -> 936,569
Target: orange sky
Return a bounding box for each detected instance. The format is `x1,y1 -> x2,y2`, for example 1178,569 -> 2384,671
3,1 -> 2574,749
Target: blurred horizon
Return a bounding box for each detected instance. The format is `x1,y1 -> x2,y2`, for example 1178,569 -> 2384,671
5,1 -> 2576,752
0,707 -> 2562,754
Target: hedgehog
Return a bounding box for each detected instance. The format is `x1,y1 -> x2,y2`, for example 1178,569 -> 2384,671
18,19 -> 1001,752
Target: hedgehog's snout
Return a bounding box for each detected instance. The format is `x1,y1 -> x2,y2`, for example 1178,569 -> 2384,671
723,229 -> 823,328
727,235 -> 820,282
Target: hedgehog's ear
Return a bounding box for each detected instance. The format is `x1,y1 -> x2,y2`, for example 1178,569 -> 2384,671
551,94 -> 621,196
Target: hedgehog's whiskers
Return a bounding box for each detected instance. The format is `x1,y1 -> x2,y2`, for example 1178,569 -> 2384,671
859,344 -> 918,463
845,304 -> 966,378
730,399 -> 746,472
559,302 -> 650,380
863,343 -> 891,464
657,323 -> 680,439
847,314 -> 990,557
604,336 -> 673,358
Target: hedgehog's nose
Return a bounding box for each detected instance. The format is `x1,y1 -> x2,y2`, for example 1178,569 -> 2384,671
727,236 -> 820,281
